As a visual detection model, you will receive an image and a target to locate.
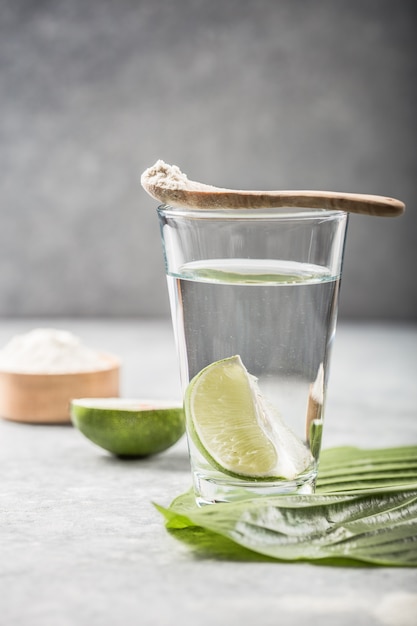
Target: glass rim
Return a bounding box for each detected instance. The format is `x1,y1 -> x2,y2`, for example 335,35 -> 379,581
156,204 -> 348,221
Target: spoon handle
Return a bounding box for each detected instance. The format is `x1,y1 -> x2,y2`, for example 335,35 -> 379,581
153,187 -> 405,217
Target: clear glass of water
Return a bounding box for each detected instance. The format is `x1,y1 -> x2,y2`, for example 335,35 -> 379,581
157,205 -> 349,505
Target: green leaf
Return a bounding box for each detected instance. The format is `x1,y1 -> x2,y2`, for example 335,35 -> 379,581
157,488 -> 417,566
317,445 -> 417,493
155,445 -> 417,567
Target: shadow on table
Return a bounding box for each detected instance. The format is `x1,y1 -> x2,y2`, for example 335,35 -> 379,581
96,446 -> 191,473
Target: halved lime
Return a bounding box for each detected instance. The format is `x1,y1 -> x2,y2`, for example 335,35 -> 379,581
184,355 -> 312,479
71,398 -> 185,458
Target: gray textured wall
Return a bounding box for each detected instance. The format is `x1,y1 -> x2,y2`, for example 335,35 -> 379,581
1,0 -> 416,320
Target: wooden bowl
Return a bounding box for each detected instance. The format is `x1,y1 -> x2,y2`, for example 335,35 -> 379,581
0,353 -> 120,424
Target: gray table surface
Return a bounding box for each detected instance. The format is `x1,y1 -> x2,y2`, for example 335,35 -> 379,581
1,319 -> 416,626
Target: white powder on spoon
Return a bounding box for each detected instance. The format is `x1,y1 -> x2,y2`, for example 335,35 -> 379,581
0,328 -> 108,374
141,159 -> 190,190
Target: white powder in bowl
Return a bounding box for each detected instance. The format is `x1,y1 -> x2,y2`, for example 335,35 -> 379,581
0,328 -> 109,374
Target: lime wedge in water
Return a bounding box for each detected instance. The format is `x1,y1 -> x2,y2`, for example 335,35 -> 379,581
185,355 -> 312,479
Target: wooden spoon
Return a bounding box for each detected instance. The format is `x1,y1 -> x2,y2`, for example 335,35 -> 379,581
141,161 -> 405,217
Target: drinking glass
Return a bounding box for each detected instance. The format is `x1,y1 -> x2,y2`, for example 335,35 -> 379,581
157,205 -> 348,505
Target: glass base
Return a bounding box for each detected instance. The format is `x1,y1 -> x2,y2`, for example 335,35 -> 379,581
193,468 -> 317,506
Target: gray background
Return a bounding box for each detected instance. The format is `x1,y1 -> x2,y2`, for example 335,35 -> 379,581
1,0 -> 416,320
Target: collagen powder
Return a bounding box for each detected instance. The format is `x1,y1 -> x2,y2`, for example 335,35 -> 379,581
141,159 -> 190,190
0,328 -> 108,374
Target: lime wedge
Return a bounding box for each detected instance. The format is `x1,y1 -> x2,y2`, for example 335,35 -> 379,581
71,398 -> 185,457
185,355 -> 312,479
